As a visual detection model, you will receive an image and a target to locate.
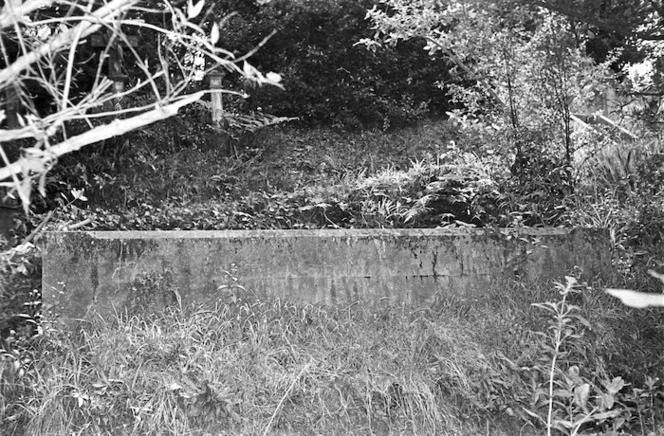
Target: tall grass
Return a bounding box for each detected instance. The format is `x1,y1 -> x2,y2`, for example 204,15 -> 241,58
2,277 -> 664,435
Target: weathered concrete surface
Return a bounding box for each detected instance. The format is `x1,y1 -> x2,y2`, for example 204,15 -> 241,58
42,228 -> 610,329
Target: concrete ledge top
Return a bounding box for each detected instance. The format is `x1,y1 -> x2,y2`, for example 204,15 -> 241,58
46,227 -> 581,240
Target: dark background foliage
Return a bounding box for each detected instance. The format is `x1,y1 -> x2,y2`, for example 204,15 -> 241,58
212,0 -> 454,128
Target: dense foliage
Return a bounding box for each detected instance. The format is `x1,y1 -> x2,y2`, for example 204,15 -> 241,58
2,0 -> 663,245
205,0 -> 454,128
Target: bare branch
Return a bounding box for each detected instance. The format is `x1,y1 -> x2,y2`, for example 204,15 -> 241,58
0,0 -> 54,29
0,0 -> 136,89
0,92 -> 203,182
0,0 -> 284,209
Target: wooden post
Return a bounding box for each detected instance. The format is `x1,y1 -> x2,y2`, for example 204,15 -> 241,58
91,32 -> 138,113
3,86 -> 19,129
1,88 -> 21,166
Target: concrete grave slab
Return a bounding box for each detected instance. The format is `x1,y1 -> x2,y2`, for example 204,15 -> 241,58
42,228 -> 610,330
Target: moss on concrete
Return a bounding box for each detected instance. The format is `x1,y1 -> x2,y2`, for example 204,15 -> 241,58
125,271 -> 179,317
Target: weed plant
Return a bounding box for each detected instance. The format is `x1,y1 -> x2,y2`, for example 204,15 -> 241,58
2,276 -> 664,435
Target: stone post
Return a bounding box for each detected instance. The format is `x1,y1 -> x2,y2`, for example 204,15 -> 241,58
208,69 -> 232,155
208,69 -> 226,125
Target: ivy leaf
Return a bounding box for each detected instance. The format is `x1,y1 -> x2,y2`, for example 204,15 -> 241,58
187,0 -> 205,19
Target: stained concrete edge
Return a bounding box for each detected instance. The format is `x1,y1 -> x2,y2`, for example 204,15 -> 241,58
84,227 -> 573,239
41,227 -> 611,330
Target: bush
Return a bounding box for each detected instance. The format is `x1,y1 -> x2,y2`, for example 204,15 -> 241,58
219,0 -> 453,129
564,139 -> 664,282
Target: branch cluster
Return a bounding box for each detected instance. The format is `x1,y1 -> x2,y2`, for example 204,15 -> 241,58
0,0 -> 279,209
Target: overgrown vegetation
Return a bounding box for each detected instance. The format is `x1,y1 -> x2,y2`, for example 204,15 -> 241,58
3,0 -> 664,434
2,119 -> 664,434
2,273 -> 664,435
22,119 -> 525,231
2,109 -> 664,434
217,0 -> 453,129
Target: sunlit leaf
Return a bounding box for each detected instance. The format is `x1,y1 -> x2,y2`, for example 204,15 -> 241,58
243,61 -> 259,77
265,72 -> 282,84
602,376 -> 625,396
187,0 -> 205,19
600,392 -> 614,410
574,383 -> 590,412
71,188 -> 87,202
211,22 -> 220,44
38,172 -> 47,197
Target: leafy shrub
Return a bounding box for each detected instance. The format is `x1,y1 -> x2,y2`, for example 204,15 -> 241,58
525,278 -> 626,434
37,119 -> 546,232
220,0 -> 453,129
70,154 -> 509,231
443,114 -> 576,227
565,139 -> 664,280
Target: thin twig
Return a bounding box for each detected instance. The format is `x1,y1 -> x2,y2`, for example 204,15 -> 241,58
65,217 -> 92,230
22,210 -> 53,245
